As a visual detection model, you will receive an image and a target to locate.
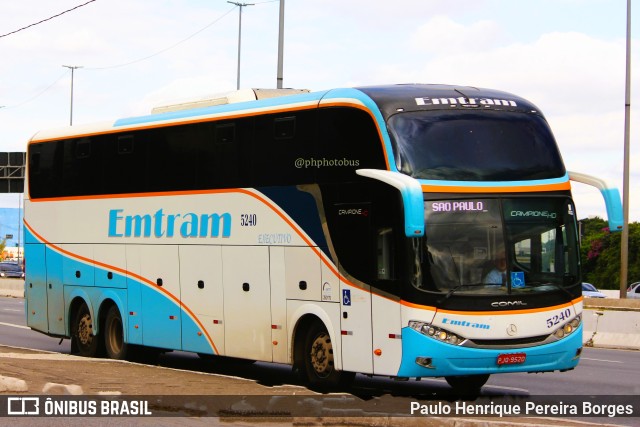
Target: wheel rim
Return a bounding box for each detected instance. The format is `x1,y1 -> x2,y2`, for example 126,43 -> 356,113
309,332 -> 333,378
77,312 -> 93,346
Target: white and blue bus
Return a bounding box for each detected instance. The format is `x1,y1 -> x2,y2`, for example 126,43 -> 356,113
24,84 -> 623,392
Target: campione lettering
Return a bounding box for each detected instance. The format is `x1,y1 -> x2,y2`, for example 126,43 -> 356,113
108,209 -> 231,238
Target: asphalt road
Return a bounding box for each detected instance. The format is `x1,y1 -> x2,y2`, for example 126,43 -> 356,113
2,295 -> 639,426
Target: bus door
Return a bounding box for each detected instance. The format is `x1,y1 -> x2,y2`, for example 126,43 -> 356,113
332,202 -> 374,375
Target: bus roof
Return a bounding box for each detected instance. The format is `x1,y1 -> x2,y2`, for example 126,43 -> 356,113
29,84 -> 543,143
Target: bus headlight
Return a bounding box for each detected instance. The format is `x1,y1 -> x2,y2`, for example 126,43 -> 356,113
408,321 -> 465,346
553,315 -> 581,340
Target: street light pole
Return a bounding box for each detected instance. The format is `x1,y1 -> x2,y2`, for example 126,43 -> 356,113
62,65 -> 82,126
227,2 -> 254,90
620,0 -> 631,297
276,0 -> 285,88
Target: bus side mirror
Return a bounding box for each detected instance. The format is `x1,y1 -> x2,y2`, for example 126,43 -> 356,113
356,169 -> 424,237
568,171 -> 624,232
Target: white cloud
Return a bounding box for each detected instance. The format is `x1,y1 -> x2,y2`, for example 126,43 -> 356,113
411,15 -> 504,55
0,0 -> 637,222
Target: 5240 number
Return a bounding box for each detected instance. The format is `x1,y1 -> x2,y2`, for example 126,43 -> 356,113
240,214 -> 257,227
546,308 -> 571,328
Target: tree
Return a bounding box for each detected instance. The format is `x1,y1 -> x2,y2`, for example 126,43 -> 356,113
579,217 -> 640,289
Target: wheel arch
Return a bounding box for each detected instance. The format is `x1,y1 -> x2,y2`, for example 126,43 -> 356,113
95,291 -> 127,340
67,292 -> 93,337
289,303 -> 342,371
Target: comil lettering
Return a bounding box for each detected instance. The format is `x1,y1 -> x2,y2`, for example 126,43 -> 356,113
415,96 -> 518,107
108,208 -> 231,238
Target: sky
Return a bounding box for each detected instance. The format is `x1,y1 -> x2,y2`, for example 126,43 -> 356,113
0,0 -> 638,223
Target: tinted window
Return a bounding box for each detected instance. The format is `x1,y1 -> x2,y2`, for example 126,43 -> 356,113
251,110 -> 315,186
317,107 -> 387,183
389,111 -> 566,181
28,106 -> 387,198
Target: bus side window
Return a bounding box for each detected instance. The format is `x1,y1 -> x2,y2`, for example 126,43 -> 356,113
317,107 -> 386,183
117,135 -> 134,154
251,111 -> 315,186
274,116 -> 295,140
377,228 -> 395,280
215,123 -> 235,144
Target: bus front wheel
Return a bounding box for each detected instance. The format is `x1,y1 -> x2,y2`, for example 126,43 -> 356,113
71,302 -> 102,357
104,305 -> 127,360
300,320 -> 354,390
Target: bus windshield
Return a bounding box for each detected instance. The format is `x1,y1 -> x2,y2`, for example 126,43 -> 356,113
415,197 -> 580,295
389,110 -> 566,181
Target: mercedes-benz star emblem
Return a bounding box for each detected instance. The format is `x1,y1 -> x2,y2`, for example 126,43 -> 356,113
507,324 -> 518,336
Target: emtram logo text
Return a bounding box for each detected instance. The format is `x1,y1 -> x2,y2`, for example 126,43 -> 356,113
108,209 -> 232,238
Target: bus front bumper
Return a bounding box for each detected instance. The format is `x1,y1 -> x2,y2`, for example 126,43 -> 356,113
396,325 -> 583,378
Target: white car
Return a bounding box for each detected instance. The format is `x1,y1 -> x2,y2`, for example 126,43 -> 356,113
627,283 -> 640,299
582,282 -> 606,298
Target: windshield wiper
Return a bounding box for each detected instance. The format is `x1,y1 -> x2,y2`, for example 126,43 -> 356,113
525,281 -> 575,299
437,283 -> 487,304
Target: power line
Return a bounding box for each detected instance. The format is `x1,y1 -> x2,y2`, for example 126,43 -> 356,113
0,0 -> 280,110
0,71 -> 68,109
0,0 -> 98,39
87,1 -> 278,71
86,5 -> 237,70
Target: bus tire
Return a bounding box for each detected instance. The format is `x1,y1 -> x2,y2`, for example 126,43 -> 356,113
104,305 -> 127,360
301,320 -> 353,390
71,302 -> 102,357
445,374 -> 490,395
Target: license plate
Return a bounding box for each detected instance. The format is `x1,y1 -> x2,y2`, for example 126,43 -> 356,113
497,352 -> 526,365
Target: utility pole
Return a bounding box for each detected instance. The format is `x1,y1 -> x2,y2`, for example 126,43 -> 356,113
620,0 -> 631,297
276,0 -> 285,88
227,2 -> 254,90
62,65 -> 82,125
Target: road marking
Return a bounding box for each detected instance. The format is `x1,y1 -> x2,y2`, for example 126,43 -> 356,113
581,357 -> 623,364
2,308 -> 22,312
0,321 -> 30,330
419,377 -> 529,394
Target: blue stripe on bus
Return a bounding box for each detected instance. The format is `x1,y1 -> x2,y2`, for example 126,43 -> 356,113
23,226 -> 217,354
418,173 -> 571,189
113,90 -> 330,128
320,88 -> 398,172
257,186 -> 331,257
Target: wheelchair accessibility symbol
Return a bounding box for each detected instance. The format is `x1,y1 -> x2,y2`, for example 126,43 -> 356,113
342,289 -> 351,306
511,272 -> 525,288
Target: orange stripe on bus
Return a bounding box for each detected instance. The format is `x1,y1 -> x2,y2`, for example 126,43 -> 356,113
421,182 -> 571,193
401,298 -> 581,315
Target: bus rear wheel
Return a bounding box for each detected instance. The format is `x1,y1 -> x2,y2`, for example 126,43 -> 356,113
71,302 -> 102,357
445,374 -> 490,395
301,320 -> 353,390
104,305 -> 127,360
